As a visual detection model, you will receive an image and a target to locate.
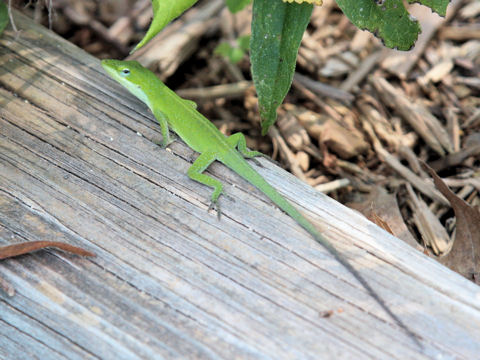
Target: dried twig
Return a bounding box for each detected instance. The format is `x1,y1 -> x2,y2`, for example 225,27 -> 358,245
0,241 -> 95,297
0,241 -> 95,260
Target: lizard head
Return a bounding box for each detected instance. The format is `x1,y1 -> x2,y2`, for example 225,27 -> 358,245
101,59 -> 156,108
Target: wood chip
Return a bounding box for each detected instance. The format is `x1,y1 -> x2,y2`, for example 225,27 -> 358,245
371,76 -> 453,155
406,184 -> 451,255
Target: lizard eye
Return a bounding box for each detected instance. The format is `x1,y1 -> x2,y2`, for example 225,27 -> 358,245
121,68 -> 130,76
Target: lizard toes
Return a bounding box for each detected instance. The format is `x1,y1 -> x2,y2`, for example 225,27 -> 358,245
208,201 -> 221,219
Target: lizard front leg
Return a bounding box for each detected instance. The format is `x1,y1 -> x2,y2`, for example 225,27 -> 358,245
187,151 -> 223,218
153,108 -> 174,147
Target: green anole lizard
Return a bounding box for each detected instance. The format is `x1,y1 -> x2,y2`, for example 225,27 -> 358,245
101,59 -> 419,346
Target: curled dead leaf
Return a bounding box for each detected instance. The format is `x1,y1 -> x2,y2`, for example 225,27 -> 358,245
347,186 -> 419,248
423,162 -> 480,284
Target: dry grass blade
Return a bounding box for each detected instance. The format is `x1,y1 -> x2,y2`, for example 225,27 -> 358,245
423,163 -> 480,284
370,209 -> 394,235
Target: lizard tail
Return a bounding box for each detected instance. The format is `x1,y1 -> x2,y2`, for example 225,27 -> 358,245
225,156 -> 421,347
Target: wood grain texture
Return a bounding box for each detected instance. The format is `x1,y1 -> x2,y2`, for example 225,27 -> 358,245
1,12 -> 480,360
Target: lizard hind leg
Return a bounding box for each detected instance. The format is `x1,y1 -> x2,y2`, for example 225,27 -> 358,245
226,133 -> 263,158
187,151 -> 223,218
226,133 -> 265,167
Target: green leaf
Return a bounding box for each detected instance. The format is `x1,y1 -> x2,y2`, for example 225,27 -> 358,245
237,34 -> 251,51
251,0 -> 313,135
0,2 -> 8,36
225,0 -> 252,13
407,0 -> 449,16
132,0 -> 198,53
214,35 -> 250,64
335,0 -> 450,51
215,43 -> 245,64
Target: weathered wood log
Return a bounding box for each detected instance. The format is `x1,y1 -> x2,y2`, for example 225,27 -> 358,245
1,12 -> 479,360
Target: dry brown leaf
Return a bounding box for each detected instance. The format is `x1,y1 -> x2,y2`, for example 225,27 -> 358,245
347,186 -> 419,248
424,163 -> 480,284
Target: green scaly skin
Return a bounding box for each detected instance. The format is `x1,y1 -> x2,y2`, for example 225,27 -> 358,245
101,59 -> 420,347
